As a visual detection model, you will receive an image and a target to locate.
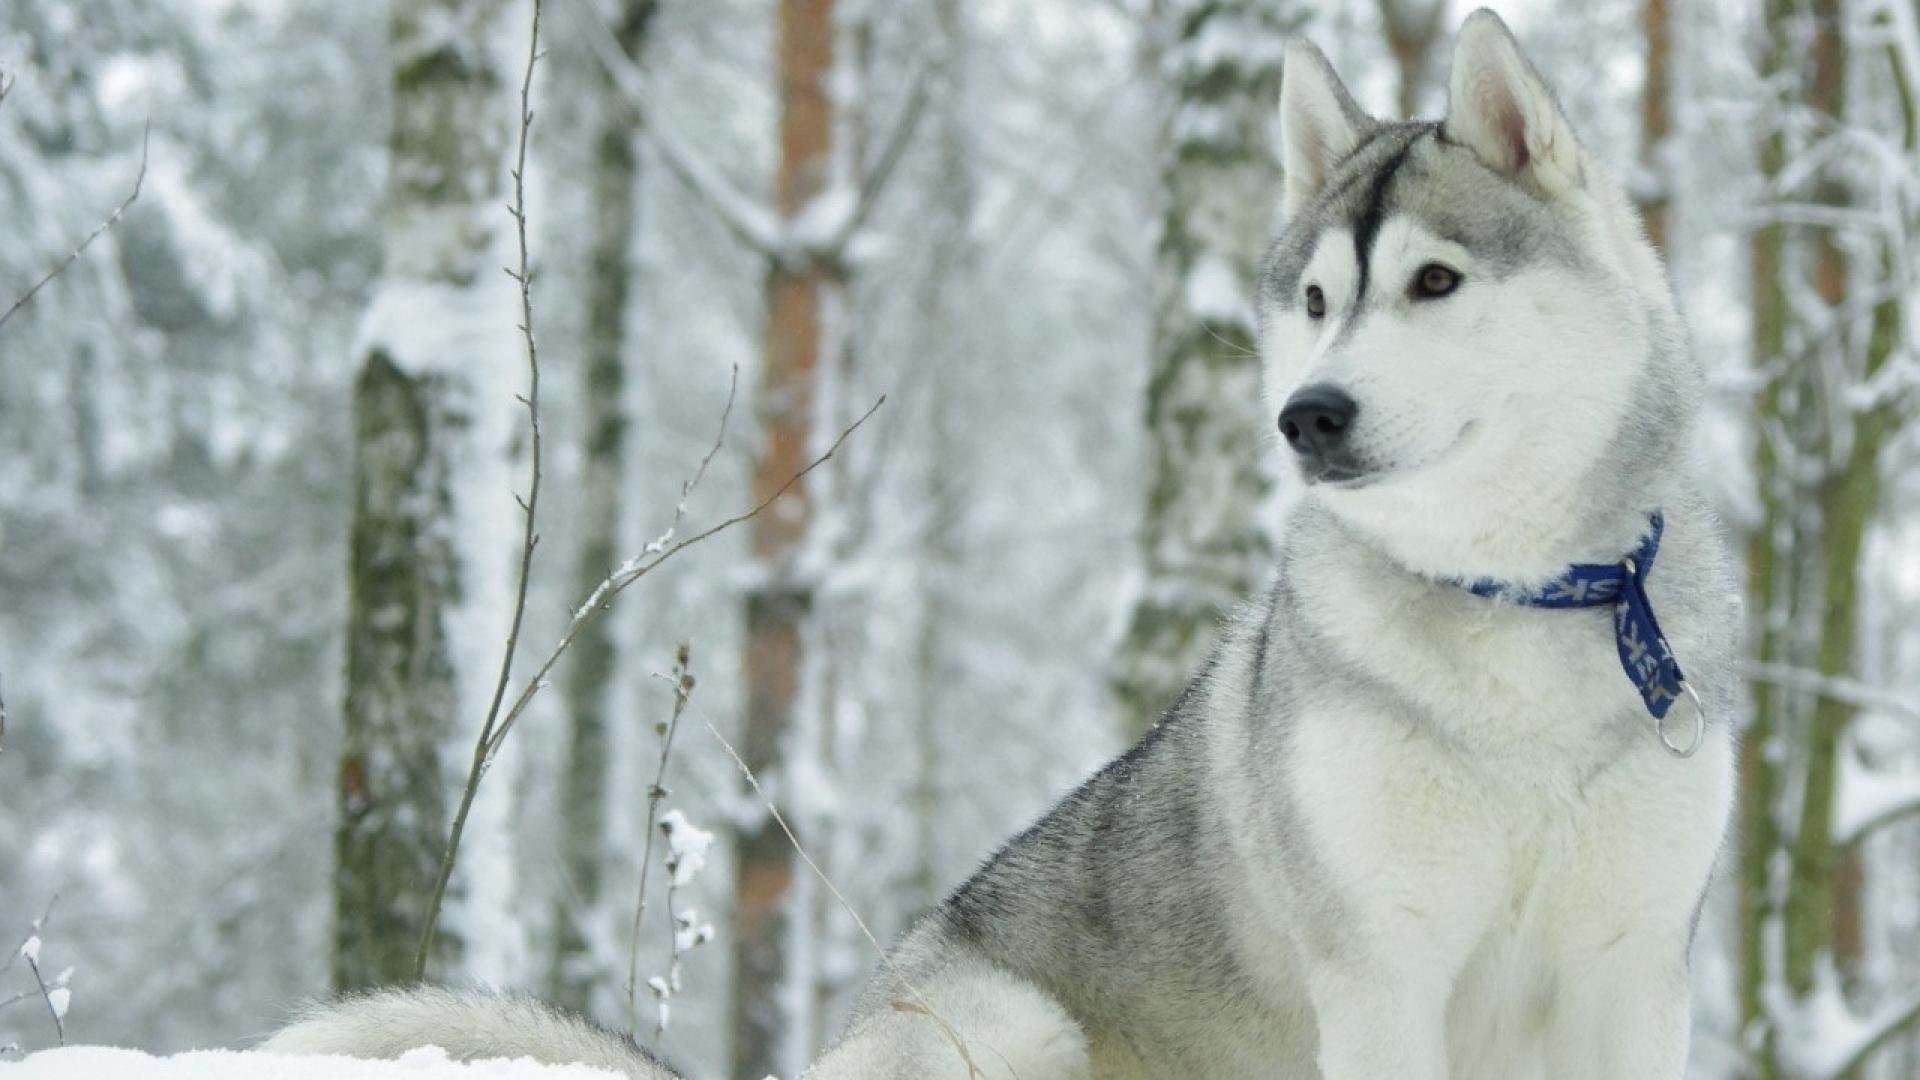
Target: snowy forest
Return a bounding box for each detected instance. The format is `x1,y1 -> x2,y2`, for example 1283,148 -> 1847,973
1,0 -> 1919,1076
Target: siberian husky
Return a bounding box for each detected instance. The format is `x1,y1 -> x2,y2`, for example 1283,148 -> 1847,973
268,10 -> 1738,1078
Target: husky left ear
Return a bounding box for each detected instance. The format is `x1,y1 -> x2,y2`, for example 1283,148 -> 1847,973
1443,10 -> 1584,195
1280,41 -> 1371,217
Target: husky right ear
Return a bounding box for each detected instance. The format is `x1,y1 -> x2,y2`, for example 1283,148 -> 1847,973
1280,41 -> 1369,217
1443,10 -> 1584,196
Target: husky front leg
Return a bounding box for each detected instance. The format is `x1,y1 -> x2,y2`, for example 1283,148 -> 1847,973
1540,936 -> 1690,1079
1539,738 -> 1730,1079
1281,704 -> 1509,1080
1306,963 -> 1450,1080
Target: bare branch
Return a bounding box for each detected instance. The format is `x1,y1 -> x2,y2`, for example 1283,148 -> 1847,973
6,896 -> 64,1047
826,63 -> 934,255
0,122 -> 150,333
480,393 -> 882,764
627,644 -> 695,1036
415,0 -> 546,977
1839,794 -> 1920,849
1745,662 -> 1920,725
567,0 -> 783,256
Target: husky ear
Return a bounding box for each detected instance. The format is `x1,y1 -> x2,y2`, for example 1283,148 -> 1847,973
1280,41 -> 1369,216
1443,10 -> 1583,195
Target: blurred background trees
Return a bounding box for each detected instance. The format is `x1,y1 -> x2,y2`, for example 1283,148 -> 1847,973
3,0 -> 1920,1077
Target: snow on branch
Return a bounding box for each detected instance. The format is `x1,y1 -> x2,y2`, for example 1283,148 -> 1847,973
2,897 -> 72,1049
624,644 -> 711,1039
1745,662 -> 1920,725
569,0 -> 930,267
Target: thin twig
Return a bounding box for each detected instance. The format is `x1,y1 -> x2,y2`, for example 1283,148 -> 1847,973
0,121 -> 150,333
627,644 -> 695,1036
7,897 -> 63,1047
705,722 -> 989,1080
639,365 -> 738,561
415,0 -> 546,978
479,394 -> 882,766
19,950 -> 60,1046
651,806 -> 712,1043
828,63 -> 934,254
1,897 -> 56,981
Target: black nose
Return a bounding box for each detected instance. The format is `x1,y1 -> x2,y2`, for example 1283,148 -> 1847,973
1279,384 -> 1358,457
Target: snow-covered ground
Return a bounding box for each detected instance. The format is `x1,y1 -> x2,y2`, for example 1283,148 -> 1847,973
0,1047 -> 621,1079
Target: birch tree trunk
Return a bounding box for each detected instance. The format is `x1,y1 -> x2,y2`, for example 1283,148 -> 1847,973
549,0 -> 657,1018
335,0 -> 517,992
1114,0 -> 1294,739
733,0 -> 835,1073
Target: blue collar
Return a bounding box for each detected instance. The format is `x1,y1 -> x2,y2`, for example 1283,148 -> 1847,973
1454,512 -> 1703,756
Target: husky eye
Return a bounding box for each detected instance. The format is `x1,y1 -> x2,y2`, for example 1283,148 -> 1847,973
1412,263 -> 1461,299
1305,284 -> 1326,319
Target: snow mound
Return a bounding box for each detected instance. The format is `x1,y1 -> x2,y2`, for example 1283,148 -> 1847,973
0,1045 -> 624,1079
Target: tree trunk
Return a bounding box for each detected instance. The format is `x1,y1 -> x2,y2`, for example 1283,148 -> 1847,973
910,0 -> 975,912
335,0 -> 515,993
732,0 -> 835,1074
1739,0 -> 1797,1067
1114,0 -> 1294,739
549,0 -> 658,1018
1785,0 -> 1901,1008
1376,0 -> 1446,120
808,7 -> 871,1052
1781,0 -> 1856,1003
1637,0 -> 1672,250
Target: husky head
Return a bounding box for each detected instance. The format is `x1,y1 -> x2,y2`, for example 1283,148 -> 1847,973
1261,10 -> 1700,586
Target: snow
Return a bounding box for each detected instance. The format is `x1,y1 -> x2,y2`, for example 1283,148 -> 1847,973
659,810 -> 714,889
17,938 -> 39,965
0,1047 -> 624,1080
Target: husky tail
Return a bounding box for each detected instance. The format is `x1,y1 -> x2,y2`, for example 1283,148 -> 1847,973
263,987 -> 683,1079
